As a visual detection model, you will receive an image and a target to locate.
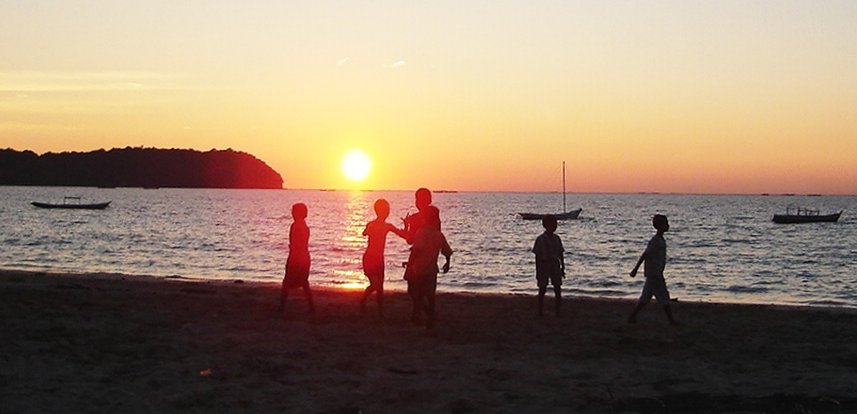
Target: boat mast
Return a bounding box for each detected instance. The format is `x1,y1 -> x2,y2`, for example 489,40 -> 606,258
562,161 -> 566,213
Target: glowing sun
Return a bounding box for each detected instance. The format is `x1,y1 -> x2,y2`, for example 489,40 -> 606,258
341,149 -> 372,182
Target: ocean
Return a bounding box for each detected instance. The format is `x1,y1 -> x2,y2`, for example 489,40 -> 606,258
2,186 -> 855,308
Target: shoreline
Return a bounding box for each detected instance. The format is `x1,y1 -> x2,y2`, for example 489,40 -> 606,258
3,269 -> 857,413
3,267 -> 856,312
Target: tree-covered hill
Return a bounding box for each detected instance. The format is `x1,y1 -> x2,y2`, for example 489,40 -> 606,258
0,147 -> 283,189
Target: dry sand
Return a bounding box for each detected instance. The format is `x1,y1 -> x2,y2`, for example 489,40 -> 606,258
2,269 -> 857,413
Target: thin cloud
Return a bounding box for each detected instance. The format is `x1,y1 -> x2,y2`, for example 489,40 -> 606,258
381,59 -> 407,70
0,71 -> 177,92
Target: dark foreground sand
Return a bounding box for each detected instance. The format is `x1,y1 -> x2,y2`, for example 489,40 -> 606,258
2,270 -> 857,413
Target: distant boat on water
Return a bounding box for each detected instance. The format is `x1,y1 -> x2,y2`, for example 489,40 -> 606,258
519,161 -> 582,221
772,205 -> 842,224
31,197 -> 111,210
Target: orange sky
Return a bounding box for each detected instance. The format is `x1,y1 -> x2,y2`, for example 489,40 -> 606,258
2,1 -> 856,194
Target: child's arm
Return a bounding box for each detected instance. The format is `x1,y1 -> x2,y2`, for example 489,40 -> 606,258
440,233 -> 453,274
388,223 -> 408,240
630,251 -> 646,277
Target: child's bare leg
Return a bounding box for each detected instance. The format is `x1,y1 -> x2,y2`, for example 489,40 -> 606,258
425,288 -> 436,330
664,304 -> 678,325
279,282 -> 288,312
628,301 -> 646,323
537,286 -> 547,316
553,285 -> 562,317
409,281 -> 422,325
302,282 -> 315,314
360,284 -> 376,313
376,286 -> 384,318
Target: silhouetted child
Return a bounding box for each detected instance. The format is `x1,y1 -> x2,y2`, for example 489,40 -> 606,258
402,187 -> 437,322
360,198 -> 406,317
628,214 -> 678,325
280,202 -> 314,314
407,206 -> 452,329
532,215 -> 565,317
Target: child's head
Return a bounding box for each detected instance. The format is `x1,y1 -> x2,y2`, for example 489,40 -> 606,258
373,198 -> 390,219
291,202 -> 308,220
653,214 -> 669,232
424,205 -> 441,230
541,215 -> 558,233
415,187 -> 432,211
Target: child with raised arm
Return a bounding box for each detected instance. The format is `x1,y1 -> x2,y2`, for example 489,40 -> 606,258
532,215 -> 565,317
628,214 -> 678,325
360,198 -> 406,317
408,205 -> 452,330
280,203 -> 315,314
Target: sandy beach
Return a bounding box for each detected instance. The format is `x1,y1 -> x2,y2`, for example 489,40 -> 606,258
2,270 -> 857,413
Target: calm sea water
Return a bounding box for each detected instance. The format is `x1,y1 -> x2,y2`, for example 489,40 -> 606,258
1,186 -> 855,307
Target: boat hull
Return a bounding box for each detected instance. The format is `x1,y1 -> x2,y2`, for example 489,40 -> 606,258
772,211 -> 841,224
519,208 -> 582,221
31,201 -> 111,210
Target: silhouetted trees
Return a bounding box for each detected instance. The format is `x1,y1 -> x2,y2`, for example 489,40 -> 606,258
0,147 -> 283,189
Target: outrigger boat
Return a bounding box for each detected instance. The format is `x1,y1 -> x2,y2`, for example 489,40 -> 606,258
31,197 -> 111,210
772,205 -> 842,224
519,161 -> 582,221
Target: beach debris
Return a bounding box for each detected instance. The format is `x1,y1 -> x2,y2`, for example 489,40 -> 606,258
199,368 -> 213,377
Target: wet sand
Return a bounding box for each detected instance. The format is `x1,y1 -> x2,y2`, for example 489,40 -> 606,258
2,269 -> 857,413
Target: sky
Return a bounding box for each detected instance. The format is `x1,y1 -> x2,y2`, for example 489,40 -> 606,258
2,1 -> 856,194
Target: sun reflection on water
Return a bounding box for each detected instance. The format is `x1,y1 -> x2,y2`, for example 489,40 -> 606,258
329,192 -> 374,287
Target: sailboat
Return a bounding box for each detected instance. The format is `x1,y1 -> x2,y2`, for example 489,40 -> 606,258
518,161 -> 582,220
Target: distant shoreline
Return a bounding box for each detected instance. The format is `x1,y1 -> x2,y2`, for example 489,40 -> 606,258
6,185 -> 853,198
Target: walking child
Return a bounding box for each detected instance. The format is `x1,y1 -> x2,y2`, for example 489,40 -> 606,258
407,206 -> 452,329
402,188 -> 437,323
532,215 -> 565,317
360,198 -> 406,317
627,214 -> 678,325
280,202 -> 315,314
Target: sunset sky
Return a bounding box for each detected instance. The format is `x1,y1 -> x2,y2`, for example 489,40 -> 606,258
2,1 -> 856,194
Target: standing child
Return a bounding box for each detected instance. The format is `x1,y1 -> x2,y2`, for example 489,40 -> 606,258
407,206 -> 452,330
402,187 -> 436,323
627,214 -> 678,325
360,198 -> 406,317
532,215 -> 565,317
280,202 -> 315,314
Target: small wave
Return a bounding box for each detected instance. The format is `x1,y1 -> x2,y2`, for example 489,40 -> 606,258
806,299 -> 853,308
725,285 -> 769,294
458,281 -> 498,289
566,288 -> 630,297
684,241 -> 720,248
720,238 -> 756,245
586,280 -> 624,288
